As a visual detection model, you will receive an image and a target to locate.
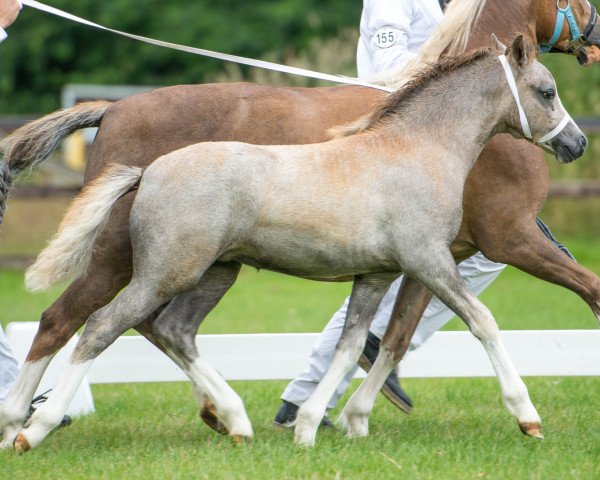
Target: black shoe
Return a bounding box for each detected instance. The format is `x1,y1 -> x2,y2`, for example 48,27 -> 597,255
27,390 -> 72,429
273,401 -> 334,429
358,332 -> 413,414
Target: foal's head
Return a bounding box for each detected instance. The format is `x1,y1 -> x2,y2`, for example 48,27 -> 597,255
497,35 -> 587,163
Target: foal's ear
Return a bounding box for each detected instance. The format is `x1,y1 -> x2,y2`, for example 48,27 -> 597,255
510,34 -> 534,69
491,33 -> 507,54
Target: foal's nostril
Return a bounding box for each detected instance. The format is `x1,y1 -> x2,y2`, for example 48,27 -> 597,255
580,135 -> 588,150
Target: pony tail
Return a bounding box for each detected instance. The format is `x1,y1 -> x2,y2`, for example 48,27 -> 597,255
0,161 -> 12,223
0,100 -> 111,224
25,164 -> 143,292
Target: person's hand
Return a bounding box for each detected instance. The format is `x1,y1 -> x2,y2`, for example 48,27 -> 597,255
0,0 -> 21,29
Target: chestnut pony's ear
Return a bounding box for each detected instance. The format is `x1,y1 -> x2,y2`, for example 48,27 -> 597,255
509,34 -> 535,69
491,33 -> 507,54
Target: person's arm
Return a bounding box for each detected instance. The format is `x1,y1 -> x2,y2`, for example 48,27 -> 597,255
360,0 -> 418,74
0,0 -> 22,43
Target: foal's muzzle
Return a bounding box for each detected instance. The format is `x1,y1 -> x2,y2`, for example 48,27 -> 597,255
548,123 -> 588,164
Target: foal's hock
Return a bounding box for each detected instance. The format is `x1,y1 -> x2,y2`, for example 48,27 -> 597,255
19,37 -> 586,451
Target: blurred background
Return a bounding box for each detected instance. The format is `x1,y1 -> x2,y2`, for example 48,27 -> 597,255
0,0 -> 599,332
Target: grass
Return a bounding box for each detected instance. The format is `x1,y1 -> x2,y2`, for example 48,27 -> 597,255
1,378 -> 599,479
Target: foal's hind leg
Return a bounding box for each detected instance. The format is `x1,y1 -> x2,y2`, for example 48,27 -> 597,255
341,277 -> 432,437
11,279 -> 168,452
13,260 -> 251,451
408,250 -> 542,438
135,262 -> 252,440
0,249 -> 131,448
294,274 -> 394,447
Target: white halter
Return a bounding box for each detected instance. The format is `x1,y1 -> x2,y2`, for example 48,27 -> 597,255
498,55 -> 572,145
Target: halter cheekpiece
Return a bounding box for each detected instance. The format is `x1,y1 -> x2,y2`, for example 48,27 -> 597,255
497,54 -> 572,145
538,0 -> 598,54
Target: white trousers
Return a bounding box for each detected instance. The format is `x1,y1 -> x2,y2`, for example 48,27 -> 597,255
0,324 -> 18,404
281,252 -> 506,409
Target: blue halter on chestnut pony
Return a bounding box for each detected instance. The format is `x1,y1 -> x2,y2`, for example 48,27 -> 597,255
539,0 -> 598,54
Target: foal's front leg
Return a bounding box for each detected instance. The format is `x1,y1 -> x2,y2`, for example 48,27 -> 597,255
294,274 -> 395,447
411,251 -> 542,438
341,277 -> 432,437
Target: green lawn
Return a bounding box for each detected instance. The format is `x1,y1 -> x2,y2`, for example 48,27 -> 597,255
1,378 -> 598,479
0,238 -> 599,478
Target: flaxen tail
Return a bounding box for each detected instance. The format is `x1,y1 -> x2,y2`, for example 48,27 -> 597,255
25,164 -> 143,292
0,101 -> 111,223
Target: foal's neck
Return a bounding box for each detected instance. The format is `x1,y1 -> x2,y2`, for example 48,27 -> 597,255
381,57 -> 507,169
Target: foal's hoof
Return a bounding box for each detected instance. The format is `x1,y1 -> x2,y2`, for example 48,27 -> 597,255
199,401 -> 228,435
13,433 -> 31,453
518,421 -> 544,439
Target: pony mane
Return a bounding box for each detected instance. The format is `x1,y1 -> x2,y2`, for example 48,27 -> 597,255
372,0 -> 489,89
332,47 -> 495,138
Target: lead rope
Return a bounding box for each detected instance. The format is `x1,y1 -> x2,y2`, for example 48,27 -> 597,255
19,0 -> 394,93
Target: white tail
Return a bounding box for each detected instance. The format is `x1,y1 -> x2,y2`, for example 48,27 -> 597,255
25,164 -> 143,292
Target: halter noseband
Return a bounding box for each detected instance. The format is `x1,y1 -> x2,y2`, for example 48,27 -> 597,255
498,55 -> 572,145
538,0 -> 598,54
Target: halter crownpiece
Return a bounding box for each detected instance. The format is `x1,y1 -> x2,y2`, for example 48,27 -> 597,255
539,0 -> 598,54
497,54 -> 572,145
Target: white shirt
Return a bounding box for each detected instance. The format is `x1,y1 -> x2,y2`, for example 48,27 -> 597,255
356,0 -> 443,78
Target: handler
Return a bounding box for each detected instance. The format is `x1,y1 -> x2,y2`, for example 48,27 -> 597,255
274,0 -> 573,428
0,0 -> 71,430
0,0 -> 23,407
0,0 -> 21,42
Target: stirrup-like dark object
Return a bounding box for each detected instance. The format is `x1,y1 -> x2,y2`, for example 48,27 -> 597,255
358,332 -> 413,414
535,217 -> 576,261
27,389 -> 72,429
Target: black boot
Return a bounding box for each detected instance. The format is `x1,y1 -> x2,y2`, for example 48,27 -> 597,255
273,400 -> 334,429
358,332 -> 413,413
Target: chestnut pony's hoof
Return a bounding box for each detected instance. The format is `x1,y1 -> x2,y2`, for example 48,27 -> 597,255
13,433 -> 31,454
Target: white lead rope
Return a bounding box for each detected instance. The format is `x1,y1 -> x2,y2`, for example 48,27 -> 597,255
498,54 -> 572,144
19,0 -> 394,93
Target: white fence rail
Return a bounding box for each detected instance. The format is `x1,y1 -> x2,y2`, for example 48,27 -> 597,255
6,322 -> 600,416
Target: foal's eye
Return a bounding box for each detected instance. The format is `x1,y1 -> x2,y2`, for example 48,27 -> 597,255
541,89 -> 556,100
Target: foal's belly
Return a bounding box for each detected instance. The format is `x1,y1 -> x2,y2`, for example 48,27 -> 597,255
220,231 -> 400,279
